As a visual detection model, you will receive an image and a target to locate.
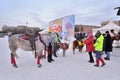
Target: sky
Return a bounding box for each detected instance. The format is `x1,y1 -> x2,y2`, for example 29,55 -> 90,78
0,0 -> 120,30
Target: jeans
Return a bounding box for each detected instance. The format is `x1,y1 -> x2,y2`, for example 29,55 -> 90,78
105,51 -> 110,59
95,51 -> 102,59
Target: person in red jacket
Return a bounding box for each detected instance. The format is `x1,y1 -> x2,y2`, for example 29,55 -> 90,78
83,31 -> 95,63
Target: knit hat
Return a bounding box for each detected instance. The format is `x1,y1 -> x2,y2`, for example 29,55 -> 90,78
88,30 -> 93,36
105,31 -> 109,34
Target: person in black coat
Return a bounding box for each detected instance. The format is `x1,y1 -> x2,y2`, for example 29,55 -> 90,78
47,42 -> 54,63
104,31 -> 112,60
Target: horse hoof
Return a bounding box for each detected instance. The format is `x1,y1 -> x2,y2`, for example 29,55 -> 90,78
38,64 -> 42,68
12,64 -> 18,68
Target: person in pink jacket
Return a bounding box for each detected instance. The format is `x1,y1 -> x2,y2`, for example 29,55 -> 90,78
83,31 -> 95,63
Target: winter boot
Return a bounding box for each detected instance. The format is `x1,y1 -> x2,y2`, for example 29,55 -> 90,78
100,56 -> 106,67
101,63 -> 106,67
48,59 -> 52,63
94,59 -> 99,67
104,57 -> 110,60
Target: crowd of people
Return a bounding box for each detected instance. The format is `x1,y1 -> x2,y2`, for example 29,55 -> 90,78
21,29 -> 116,67
82,29 -> 114,67
46,29 -> 115,67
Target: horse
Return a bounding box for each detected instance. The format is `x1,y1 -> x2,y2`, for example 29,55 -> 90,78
8,34 -> 45,68
111,34 -> 120,47
111,34 -> 120,41
56,42 -> 69,57
72,40 -> 84,54
110,30 -> 120,47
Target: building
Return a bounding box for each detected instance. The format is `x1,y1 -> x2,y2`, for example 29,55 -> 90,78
75,20 -> 120,33
75,24 -> 100,33
74,24 -> 100,40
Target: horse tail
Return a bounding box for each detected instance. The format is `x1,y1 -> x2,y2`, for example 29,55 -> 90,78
11,51 -> 19,58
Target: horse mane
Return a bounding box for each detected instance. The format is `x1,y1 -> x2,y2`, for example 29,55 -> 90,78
35,32 -> 46,49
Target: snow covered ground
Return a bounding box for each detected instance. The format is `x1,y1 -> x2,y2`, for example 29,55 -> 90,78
0,37 -> 120,80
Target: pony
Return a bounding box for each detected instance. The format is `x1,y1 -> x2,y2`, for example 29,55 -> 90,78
8,34 -> 45,68
72,40 -> 84,54
110,29 -> 120,47
111,34 -> 120,41
111,34 -> 120,47
56,42 -> 69,57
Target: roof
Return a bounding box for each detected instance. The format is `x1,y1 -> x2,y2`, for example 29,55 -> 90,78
93,20 -> 120,35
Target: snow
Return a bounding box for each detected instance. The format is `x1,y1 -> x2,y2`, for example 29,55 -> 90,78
0,37 -> 120,80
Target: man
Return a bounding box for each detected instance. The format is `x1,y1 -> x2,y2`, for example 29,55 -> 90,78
110,29 -> 116,47
47,42 -> 54,63
94,31 -> 106,67
104,31 -> 112,60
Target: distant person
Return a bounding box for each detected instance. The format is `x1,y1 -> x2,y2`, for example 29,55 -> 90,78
83,31 -> 94,63
104,31 -> 112,60
110,29 -> 116,46
94,31 -> 106,67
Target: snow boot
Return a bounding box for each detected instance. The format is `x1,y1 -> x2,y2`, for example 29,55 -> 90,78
94,59 -> 99,67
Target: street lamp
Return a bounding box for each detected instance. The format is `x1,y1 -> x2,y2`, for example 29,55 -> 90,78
26,22 -> 28,26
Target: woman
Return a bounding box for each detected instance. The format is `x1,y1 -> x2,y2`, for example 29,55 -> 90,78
83,31 -> 94,63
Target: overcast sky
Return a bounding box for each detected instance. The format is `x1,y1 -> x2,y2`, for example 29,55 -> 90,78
0,0 -> 120,29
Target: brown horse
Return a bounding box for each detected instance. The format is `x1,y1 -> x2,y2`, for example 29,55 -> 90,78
111,34 -> 120,47
112,34 -> 120,41
59,42 -> 69,57
110,29 -> 120,47
72,40 -> 84,54
110,29 -> 120,42
54,42 -> 69,57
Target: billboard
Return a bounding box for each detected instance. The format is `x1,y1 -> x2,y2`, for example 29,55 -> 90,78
49,19 -> 62,32
61,15 -> 75,40
49,15 -> 75,40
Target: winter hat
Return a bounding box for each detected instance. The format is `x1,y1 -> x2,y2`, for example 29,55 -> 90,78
95,31 -> 101,38
105,31 -> 109,34
88,30 -> 93,36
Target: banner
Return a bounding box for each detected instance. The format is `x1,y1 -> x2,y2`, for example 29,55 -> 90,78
49,15 -> 75,40
68,28 -> 74,37
49,19 -> 62,32
61,15 -> 75,40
